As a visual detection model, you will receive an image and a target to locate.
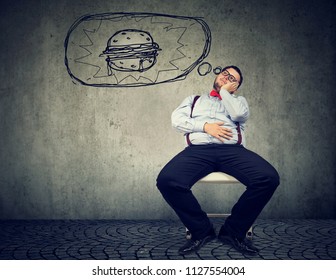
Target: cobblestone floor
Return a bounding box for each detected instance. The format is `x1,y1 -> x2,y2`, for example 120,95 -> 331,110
0,219 -> 335,260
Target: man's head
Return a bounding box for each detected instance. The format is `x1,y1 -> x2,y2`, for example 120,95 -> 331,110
213,65 -> 243,94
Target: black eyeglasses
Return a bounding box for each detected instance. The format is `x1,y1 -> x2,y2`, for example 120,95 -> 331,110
221,70 -> 239,83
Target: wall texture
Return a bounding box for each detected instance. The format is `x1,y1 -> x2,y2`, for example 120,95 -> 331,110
0,0 -> 335,219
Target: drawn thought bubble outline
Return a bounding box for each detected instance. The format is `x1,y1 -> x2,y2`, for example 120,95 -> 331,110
64,12 -> 211,87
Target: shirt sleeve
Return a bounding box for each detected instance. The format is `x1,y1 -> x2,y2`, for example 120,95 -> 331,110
220,89 -> 250,122
171,95 -> 206,133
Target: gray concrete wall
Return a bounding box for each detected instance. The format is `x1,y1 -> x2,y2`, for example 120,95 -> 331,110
0,0 -> 335,219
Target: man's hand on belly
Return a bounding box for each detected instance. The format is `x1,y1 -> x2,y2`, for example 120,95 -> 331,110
203,122 -> 233,142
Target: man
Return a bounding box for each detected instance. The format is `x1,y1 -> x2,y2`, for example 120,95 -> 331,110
157,65 -> 280,255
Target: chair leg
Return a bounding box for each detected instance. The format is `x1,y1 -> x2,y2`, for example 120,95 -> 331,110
246,226 -> 253,240
185,228 -> 192,239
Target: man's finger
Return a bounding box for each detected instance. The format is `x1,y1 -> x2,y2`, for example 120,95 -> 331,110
221,127 -> 232,133
220,128 -> 233,135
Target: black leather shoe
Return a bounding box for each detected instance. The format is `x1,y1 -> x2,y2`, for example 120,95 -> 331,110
178,231 -> 216,255
218,231 -> 259,255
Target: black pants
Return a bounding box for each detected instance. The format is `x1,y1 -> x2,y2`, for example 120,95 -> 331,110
157,144 -> 280,240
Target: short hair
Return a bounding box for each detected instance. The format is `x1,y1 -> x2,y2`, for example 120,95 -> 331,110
222,65 -> 243,89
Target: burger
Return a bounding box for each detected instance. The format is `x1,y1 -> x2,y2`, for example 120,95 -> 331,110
101,29 -> 161,73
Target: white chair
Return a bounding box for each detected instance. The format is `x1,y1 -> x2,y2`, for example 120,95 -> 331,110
185,172 -> 253,240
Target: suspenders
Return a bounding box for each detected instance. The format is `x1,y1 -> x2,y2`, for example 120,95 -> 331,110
186,96 -> 200,146
190,95 -> 200,117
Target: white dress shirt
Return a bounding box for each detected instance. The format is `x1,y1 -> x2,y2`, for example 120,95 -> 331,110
171,88 -> 250,146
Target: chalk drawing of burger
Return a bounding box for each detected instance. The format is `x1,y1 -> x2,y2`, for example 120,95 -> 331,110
100,29 -> 161,75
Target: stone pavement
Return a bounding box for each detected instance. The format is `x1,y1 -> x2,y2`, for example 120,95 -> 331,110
0,219 -> 335,260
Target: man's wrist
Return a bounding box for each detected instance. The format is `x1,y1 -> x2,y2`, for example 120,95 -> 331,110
203,122 -> 208,132
220,87 -> 231,95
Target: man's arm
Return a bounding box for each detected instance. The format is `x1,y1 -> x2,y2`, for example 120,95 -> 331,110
171,95 -> 205,134
220,82 -> 250,123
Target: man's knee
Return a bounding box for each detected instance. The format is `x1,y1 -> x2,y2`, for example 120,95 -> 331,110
156,170 -> 189,194
267,168 -> 280,190
156,170 -> 175,193
156,172 -> 168,191
251,167 -> 280,191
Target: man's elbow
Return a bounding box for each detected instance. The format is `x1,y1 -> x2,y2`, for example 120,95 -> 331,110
171,117 -> 179,130
171,118 -> 183,132
171,122 -> 178,130
231,111 -> 250,122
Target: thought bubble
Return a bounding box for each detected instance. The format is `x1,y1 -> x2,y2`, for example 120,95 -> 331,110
64,12 -> 211,87
197,62 -> 212,76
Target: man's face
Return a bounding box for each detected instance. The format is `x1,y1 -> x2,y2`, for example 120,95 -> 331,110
213,68 -> 241,93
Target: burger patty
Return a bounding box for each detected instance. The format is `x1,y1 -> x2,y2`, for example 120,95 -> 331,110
103,43 -> 160,59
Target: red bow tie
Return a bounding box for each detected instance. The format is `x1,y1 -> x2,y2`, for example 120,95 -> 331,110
210,90 -> 222,100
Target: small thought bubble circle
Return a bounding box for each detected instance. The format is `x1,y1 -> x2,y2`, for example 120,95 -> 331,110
197,62 -> 212,76
213,66 -> 222,75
